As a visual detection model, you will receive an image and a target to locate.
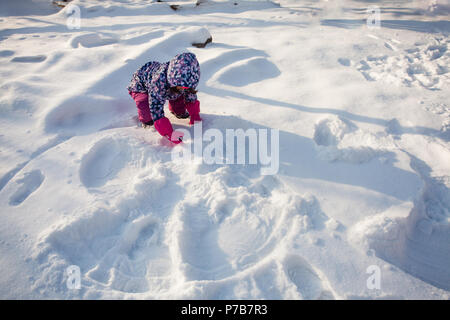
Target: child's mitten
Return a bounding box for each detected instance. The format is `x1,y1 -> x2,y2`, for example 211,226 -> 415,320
186,100 -> 202,125
154,117 -> 183,144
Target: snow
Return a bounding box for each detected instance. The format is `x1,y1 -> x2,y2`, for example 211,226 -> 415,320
0,0 -> 449,299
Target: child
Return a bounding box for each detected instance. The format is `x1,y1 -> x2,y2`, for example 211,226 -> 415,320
127,52 -> 202,144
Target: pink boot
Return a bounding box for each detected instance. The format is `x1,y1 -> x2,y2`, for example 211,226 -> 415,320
168,96 -> 190,119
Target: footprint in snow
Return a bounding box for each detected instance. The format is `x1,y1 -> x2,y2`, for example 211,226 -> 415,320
337,58 -> 351,67
0,50 -> 14,57
384,42 -> 397,51
282,254 -> 334,300
79,137 -> 129,188
86,214 -> 162,292
11,55 -> 47,63
176,202 -> 233,281
9,170 -> 45,206
70,33 -> 119,48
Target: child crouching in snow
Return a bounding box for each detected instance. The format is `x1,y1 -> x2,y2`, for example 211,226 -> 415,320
127,52 -> 202,144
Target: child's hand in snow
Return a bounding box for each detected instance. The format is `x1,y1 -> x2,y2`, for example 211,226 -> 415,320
167,130 -> 184,144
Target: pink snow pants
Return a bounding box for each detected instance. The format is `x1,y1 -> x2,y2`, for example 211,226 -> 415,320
129,91 -> 187,123
168,95 -> 188,116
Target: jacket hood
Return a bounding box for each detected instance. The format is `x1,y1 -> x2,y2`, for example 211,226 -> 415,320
167,52 -> 200,89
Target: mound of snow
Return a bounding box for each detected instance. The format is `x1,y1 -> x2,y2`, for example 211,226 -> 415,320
350,155 -> 450,291
217,57 -> 281,87
313,116 -> 396,164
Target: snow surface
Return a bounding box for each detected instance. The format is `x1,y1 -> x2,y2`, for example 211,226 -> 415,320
0,0 -> 449,299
